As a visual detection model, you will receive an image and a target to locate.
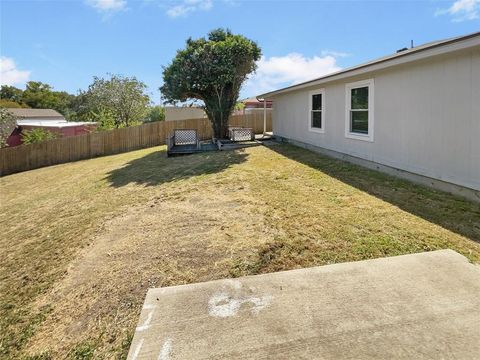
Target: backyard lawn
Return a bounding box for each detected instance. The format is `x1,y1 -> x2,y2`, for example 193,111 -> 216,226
1,143 -> 479,359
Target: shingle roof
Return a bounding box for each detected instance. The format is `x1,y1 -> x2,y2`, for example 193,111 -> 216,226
242,97 -> 272,104
7,108 -> 65,119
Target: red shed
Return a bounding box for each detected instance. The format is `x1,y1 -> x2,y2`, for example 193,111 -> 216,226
5,108 -> 97,147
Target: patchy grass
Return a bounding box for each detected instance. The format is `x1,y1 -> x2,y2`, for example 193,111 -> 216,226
0,144 -> 479,359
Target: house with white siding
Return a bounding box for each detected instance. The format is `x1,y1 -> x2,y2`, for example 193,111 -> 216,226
257,32 -> 480,202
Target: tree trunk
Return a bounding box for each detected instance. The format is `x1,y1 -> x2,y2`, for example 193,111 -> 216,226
210,111 -> 229,139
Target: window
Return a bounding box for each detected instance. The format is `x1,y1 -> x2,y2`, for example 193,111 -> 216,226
309,89 -> 325,133
345,79 -> 374,141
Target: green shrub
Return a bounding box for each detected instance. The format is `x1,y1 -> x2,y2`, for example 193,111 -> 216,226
0,99 -> 28,108
145,105 -> 165,123
21,128 -> 59,144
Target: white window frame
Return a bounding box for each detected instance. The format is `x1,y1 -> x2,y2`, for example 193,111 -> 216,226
308,89 -> 325,133
345,79 -> 374,142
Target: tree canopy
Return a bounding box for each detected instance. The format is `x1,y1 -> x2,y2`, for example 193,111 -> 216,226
0,99 -> 27,108
145,105 -> 165,123
0,85 -> 25,105
22,82 -> 74,115
161,28 -> 261,138
1,82 -> 76,118
80,74 -> 151,128
0,82 -> 75,116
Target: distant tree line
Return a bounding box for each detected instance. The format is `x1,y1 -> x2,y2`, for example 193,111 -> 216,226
0,82 -> 74,115
0,74 -> 165,130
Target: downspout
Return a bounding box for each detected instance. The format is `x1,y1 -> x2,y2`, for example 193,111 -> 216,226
255,97 -> 268,137
263,98 -> 267,136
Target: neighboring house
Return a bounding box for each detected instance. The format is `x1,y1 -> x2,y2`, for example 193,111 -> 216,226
243,97 -> 273,115
257,32 -> 480,201
7,108 -> 66,121
234,98 -> 272,115
165,106 -> 206,121
5,108 -> 97,147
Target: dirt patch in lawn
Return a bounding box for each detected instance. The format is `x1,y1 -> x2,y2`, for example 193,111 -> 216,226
26,178 -> 276,358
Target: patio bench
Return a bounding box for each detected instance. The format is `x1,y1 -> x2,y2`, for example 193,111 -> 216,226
167,129 -> 201,156
228,126 -> 255,142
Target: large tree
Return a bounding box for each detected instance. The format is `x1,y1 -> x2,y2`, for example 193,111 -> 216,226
81,74 -> 151,128
22,81 -> 74,116
0,85 -> 25,105
161,28 -> 261,138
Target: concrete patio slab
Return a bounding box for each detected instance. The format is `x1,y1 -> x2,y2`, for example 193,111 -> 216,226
128,250 -> 480,359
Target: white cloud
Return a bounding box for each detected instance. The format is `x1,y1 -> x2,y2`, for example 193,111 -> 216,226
435,0 -> 479,22
166,0 -> 212,18
321,50 -> 351,58
0,57 -> 31,87
243,53 -> 342,97
86,0 -> 127,13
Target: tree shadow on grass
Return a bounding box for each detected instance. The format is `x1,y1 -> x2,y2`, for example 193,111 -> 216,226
105,149 -> 249,187
270,144 -> 480,244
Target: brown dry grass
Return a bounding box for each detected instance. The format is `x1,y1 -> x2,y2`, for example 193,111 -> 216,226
1,144 -> 479,359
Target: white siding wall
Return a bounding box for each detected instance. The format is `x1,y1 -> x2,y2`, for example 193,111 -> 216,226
272,47 -> 480,191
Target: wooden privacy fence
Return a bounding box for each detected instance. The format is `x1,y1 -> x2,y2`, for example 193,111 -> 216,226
0,112 -> 272,176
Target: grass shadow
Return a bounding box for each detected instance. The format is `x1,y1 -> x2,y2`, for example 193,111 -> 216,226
105,149 -> 249,187
269,144 -> 480,244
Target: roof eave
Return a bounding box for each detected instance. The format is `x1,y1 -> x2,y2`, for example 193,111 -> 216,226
257,31 -> 480,100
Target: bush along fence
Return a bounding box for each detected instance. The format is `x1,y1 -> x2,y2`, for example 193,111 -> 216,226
0,113 -> 272,175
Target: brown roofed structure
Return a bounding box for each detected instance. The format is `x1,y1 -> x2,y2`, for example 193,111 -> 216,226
7,108 -> 65,120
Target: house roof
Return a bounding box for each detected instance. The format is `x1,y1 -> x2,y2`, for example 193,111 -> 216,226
7,108 -> 65,119
17,120 -> 96,128
257,31 -> 480,99
242,97 -> 272,104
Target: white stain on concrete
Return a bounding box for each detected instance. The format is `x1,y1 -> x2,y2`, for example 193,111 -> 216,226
249,295 -> 273,314
224,279 -> 243,290
131,338 -> 144,360
158,338 -> 172,360
208,293 -> 273,318
136,310 -> 154,332
143,303 -> 156,310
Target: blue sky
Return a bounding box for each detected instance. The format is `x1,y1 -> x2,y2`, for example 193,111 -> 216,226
1,0 -> 479,103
